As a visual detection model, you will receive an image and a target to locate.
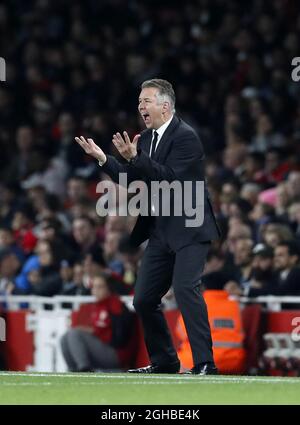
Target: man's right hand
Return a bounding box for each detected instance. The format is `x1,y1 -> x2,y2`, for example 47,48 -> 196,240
75,136 -> 107,164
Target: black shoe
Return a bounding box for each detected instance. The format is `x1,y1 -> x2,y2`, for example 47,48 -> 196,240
128,361 -> 180,374
186,363 -> 218,375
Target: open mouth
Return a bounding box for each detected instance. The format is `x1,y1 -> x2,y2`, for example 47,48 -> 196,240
142,113 -> 150,123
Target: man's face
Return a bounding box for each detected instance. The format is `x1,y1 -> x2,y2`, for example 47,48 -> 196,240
103,232 -> 121,258
36,241 -> 53,266
234,239 -> 253,266
138,87 -> 167,129
67,179 -> 86,202
274,246 -> 290,270
252,255 -> 273,272
72,219 -> 92,244
91,276 -> 110,301
0,253 -> 20,277
252,255 -> 273,280
0,229 -> 13,248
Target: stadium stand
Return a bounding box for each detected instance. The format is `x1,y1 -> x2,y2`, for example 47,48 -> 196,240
1,0 -> 300,374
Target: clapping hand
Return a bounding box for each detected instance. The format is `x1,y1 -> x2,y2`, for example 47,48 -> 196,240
75,136 -> 107,164
112,131 -> 140,162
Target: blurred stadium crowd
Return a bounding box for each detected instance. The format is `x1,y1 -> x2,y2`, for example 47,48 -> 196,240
1,0 -> 300,300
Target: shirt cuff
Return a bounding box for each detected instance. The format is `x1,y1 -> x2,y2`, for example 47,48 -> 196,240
98,159 -> 106,166
128,153 -> 139,165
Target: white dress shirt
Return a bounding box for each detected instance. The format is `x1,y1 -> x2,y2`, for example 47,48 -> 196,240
149,115 -> 174,156
149,115 -> 174,214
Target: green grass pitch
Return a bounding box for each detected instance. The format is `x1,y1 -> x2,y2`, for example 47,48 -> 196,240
0,372 -> 300,405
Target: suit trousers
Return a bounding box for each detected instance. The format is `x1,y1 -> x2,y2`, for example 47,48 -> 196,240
133,226 -> 214,367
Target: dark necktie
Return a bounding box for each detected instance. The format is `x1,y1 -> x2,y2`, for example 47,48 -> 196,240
150,131 -> 158,158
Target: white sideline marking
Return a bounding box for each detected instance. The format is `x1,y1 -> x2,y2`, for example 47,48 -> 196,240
1,382 -> 52,386
0,372 -> 300,384
0,381 -> 249,386
0,380 -> 297,387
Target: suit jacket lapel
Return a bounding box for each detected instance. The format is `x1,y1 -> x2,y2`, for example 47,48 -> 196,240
139,129 -> 152,154
153,115 -> 180,161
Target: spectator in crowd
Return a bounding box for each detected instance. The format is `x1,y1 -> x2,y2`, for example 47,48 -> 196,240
103,231 -> 122,272
59,260 -> 90,296
225,223 -> 252,255
103,234 -> 143,294
11,207 -> 38,256
104,215 -> 129,235
0,250 -> 21,295
36,217 -> 74,262
227,239 -> 300,299
3,125 -> 36,185
287,172 -> 300,200
251,114 -> 286,153
27,240 -> 62,296
228,238 -> 254,288
244,244 -> 277,297
0,183 -> 22,228
81,250 -> 106,291
202,249 -> 234,290
250,202 -> 276,242
239,153 -> 265,185
225,243 -> 277,297
21,148 -> 68,199
288,202 -> 300,241
0,226 -> 25,263
55,112 -> 87,174
65,176 -> 90,210
71,216 -> 105,265
117,234 -> 142,289
273,240 -> 300,296
67,199 -> 96,223
261,223 -> 294,248
240,183 -> 261,207
275,182 -> 291,219
14,255 -> 40,294
60,272 -> 135,372
254,148 -> 291,186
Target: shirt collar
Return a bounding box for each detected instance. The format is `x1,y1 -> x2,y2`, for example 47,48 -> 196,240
153,115 -> 174,140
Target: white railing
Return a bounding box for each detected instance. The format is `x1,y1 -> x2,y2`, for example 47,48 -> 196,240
239,296 -> 300,311
1,295 -> 300,312
0,294 -> 181,312
0,295 -> 134,312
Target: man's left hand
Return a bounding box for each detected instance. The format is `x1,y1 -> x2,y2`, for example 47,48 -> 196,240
112,131 -> 140,161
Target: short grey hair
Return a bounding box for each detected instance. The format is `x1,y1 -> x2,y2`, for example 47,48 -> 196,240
141,78 -> 176,113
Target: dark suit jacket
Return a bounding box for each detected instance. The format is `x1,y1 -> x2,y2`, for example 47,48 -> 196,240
102,115 -> 220,250
277,267 -> 300,296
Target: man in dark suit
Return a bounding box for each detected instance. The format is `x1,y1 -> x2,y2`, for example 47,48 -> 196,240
274,241 -> 300,304
75,79 -> 220,375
